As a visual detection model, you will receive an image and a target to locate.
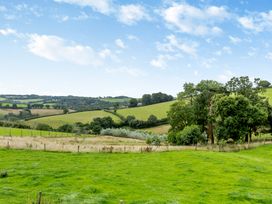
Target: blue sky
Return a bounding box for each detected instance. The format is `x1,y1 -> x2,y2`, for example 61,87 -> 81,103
0,0 -> 272,97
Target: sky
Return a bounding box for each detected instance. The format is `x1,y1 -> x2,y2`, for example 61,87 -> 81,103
0,0 -> 272,97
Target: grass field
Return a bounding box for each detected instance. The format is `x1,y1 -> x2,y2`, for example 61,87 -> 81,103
0,145 -> 271,203
117,101 -> 176,120
0,127 -> 90,138
263,88 -> 272,104
143,124 -> 171,134
27,110 -> 121,128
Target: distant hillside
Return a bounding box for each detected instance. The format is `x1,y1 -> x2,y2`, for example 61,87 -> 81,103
26,110 -> 121,128
117,101 -> 176,120
262,88 -> 272,104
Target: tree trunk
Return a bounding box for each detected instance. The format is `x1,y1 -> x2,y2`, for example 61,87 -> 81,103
207,123 -> 214,144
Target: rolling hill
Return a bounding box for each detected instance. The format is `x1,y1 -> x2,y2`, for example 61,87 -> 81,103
26,110 -> 121,128
117,101 -> 176,120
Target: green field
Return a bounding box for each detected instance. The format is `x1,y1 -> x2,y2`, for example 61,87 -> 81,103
117,101 -> 176,120
0,127 -> 90,138
263,88 -> 272,104
0,145 -> 271,203
27,110 -> 121,128
143,124 -> 171,134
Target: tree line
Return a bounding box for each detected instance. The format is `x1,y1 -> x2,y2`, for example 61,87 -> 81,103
168,77 -> 272,145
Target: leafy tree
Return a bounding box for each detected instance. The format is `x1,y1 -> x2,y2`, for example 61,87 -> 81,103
256,80 -> 271,89
168,125 -> 204,145
128,98 -> 138,107
142,94 -> 152,105
147,114 -> 158,125
178,82 -> 196,105
36,123 -> 53,131
63,108 -> 69,114
168,101 -> 195,133
58,124 -> 74,133
211,95 -> 268,142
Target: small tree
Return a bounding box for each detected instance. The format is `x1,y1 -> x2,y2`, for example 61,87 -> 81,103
128,98 -> 138,107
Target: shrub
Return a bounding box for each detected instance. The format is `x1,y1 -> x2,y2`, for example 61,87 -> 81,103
168,125 -> 206,145
57,124 -> 74,133
36,123 -> 53,131
100,128 -> 167,144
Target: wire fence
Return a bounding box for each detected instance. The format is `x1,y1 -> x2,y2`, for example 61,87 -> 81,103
0,135 -> 271,153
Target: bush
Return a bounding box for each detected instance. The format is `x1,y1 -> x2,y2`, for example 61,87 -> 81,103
89,117 -> 115,134
168,125 -> 206,145
36,123 -> 53,131
57,124 -> 74,133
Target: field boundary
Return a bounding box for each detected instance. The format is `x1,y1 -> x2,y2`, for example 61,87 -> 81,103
0,136 -> 271,153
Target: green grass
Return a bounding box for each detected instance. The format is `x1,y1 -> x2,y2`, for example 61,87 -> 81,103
0,145 -> 271,203
262,88 -> 272,104
0,97 -> 6,101
143,124 -> 171,134
117,101 -> 176,120
0,127 -> 91,138
27,110 -> 121,128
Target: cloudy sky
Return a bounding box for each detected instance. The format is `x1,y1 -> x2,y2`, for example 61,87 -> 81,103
0,0 -> 272,97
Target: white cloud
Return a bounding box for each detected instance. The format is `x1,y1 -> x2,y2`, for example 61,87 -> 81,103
218,70 -> 234,82
27,34 -> 103,66
115,38 -> 126,49
238,11 -> 272,32
215,46 -> 232,56
117,4 -> 150,25
106,67 -> 146,77
54,0 -> 113,14
157,34 -> 198,57
161,2 -> 230,35
229,36 -> 241,44
0,28 -> 17,36
201,57 -> 216,68
150,54 -> 174,69
266,52 -> 272,60
127,35 -> 139,41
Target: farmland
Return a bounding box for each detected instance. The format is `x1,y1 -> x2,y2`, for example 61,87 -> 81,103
117,101 -> 175,120
262,88 -> 272,104
0,127 -> 90,138
0,145 -> 271,203
26,110 -> 121,128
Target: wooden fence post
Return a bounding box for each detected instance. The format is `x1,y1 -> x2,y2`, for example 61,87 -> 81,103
37,192 -> 42,204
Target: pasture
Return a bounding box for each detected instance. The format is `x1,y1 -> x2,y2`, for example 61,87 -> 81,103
263,88 -> 272,104
143,124 -> 171,134
0,145 -> 271,203
117,101 -> 175,120
27,110 -> 121,128
0,127 -> 90,138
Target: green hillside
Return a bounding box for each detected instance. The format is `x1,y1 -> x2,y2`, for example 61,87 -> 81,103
117,101 -> 176,120
0,145 -> 271,203
27,110 -> 121,128
263,88 -> 272,104
0,127 -> 90,138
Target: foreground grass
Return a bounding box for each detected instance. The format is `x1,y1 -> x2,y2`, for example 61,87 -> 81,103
117,101 -> 175,120
27,110 -> 121,128
0,145 -> 271,203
